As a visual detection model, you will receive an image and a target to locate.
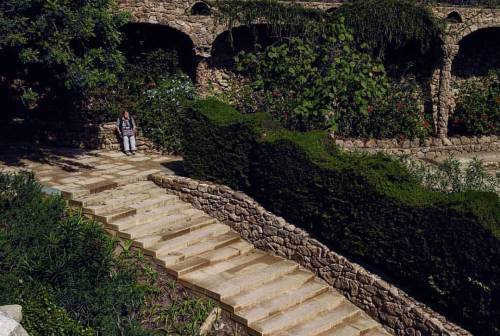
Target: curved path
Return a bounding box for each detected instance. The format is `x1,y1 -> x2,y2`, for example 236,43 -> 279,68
0,147 -> 390,336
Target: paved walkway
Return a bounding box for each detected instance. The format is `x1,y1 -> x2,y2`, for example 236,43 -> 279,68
0,147 -> 390,336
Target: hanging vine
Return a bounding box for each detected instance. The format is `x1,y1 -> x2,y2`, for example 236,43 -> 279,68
334,0 -> 445,58
211,0 -> 328,46
211,0 -> 445,58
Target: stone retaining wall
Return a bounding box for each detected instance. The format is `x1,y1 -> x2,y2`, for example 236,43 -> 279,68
150,173 -> 472,336
333,135 -> 499,159
31,122 -> 167,154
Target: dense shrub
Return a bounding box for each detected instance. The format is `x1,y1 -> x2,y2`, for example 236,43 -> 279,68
182,98 -> 500,335
0,172 -> 153,335
450,70 -> 500,136
0,0 -> 128,119
136,75 -> 196,152
338,80 -> 431,139
235,22 -> 389,132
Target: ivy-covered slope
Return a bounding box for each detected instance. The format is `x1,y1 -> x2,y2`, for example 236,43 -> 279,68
181,98 -> 500,336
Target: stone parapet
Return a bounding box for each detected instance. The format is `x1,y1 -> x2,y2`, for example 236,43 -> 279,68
333,135 -> 499,159
150,173 -> 472,336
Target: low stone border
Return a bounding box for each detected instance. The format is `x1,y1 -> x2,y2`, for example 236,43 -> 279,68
31,122 -> 167,154
334,135 -> 499,159
150,173 -> 472,336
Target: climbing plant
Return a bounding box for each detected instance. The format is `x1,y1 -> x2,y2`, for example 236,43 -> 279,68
212,0 -> 326,45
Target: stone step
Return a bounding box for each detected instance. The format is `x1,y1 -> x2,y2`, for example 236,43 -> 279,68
359,327 -> 389,336
71,181 -> 157,207
183,255 -> 282,299
93,206 -> 137,224
148,223 -> 231,258
348,313 -> 379,333
179,251 -> 268,289
158,231 -> 241,267
203,259 -> 299,300
161,239 -> 254,276
107,202 -> 192,231
236,279 -> 331,326
275,301 -> 361,336
126,194 -> 178,214
315,325 -> 360,336
133,217 -> 217,249
134,216 -> 218,248
119,213 -> 188,240
83,188 -> 166,214
250,290 -> 345,336
222,269 -> 315,313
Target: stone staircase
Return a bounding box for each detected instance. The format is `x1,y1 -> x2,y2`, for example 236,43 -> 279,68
64,178 -> 390,336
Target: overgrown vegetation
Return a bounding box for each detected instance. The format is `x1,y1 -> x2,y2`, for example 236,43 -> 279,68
0,0 -> 128,120
450,70 -> 500,136
401,155 -> 500,193
0,172 -> 214,335
181,98 -> 500,336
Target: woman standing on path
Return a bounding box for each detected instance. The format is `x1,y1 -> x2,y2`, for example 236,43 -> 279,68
116,110 -> 137,155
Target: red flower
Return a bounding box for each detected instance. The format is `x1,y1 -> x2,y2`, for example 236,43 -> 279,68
367,105 -> 374,113
396,102 -> 405,111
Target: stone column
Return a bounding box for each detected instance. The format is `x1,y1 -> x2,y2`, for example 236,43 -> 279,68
436,43 -> 459,138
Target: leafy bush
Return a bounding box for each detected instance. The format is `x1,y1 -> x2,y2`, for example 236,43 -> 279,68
0,0 -> 128,119
0,275 -> 94,336
182,98 -> 500,335
338,80 -> 431,139
236,22 -> 389,132
136,75 -> 196,152
0,172 -> 153,335
450,70 -> 500,136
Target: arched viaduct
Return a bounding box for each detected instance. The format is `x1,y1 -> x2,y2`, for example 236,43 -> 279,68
118,0 -> 500,137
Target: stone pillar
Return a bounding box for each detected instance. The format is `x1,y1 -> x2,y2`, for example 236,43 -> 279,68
436,44 -> 459,138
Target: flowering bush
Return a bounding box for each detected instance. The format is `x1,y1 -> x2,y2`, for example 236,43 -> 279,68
136,75 -> 196,152
338,80 -> 431,139
450,71 -> 500,136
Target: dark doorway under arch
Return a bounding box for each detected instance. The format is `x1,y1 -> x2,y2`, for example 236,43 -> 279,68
121,23 -> 197,80
452,27 -> 500,79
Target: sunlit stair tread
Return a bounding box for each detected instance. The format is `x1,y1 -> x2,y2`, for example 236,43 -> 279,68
222,269 -> 314,313
135,217 -> 222,250
316,325 -> 360,336
236,278 -> 331,326
250,290 -> 345,336
72,181 -> 158,206
275,300 -> 360,336
179,251 -> 267,285
203,259 -> 299,300
107,202 -> 192,231
119,213 -> 189,239
348,313 -> 379,332
148,222 -> 231,257
83,188 -> 166,214
162,238 -> 254,276
358,327 -> 390,336
158,230 -> 241,266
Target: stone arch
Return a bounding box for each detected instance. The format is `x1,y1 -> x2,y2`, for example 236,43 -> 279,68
121,22 -> 197,80
452,26 -> 500,80
191,2 -> 212,16
446,11 -> 463,24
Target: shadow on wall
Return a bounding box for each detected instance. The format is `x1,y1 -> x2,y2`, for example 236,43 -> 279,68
211,24 -> 278,70
121,22 -> 197,80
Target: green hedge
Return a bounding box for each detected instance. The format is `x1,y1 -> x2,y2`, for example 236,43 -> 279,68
181,98 -> 500,336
